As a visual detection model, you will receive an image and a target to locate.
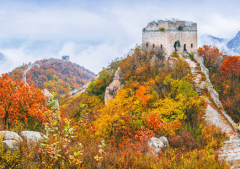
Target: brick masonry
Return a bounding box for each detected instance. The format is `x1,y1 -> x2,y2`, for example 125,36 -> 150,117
184,52 -> 240,168
142,20 -> 197,55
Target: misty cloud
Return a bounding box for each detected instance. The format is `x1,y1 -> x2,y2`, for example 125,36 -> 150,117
0,0 -> 240,74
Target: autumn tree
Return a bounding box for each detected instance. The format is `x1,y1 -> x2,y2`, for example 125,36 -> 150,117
0,74 -> 47,129
197,45 -> 225,69
219,56 -> 240,79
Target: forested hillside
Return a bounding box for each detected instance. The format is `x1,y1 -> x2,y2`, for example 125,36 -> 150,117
1,46 -> 238,168
58,47 -> 230,168
10,59 -> 95,95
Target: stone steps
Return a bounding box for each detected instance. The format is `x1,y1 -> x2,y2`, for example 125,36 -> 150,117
184,56 -> 240,168
185,56 -> 240,168
216,140 -> 240,167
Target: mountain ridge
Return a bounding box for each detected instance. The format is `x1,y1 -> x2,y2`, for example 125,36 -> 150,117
10,58 -> 95,95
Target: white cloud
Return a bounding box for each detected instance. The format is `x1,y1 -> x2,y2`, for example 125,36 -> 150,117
0,0 -> 240,74
0,40 -> 135,74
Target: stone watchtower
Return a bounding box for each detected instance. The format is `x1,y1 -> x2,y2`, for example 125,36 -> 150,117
142,20 -> 197,55
62,55 -> 69,61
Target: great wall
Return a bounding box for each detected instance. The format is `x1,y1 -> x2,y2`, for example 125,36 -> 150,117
23,63 -> 40,86
182,52 -> 240,168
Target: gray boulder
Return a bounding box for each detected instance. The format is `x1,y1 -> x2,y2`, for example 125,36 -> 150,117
159,136 -> 169,149
148,136 -> 169,154
0,131 -> 23,143
1,140 -> 19,151
20,131 -> 43,145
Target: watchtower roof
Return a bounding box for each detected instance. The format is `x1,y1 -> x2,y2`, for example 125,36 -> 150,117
143,19 -> 197,31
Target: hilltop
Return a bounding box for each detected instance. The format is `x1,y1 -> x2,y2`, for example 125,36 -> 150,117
10,58 -> 95,95
1,45 -> 240,168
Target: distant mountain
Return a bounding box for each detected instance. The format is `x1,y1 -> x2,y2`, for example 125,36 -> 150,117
227,31 -> 240,54
10,58 -> 95,95
200,35 -> 228,47
0,53 -> 6,63
199,34 -> 240,55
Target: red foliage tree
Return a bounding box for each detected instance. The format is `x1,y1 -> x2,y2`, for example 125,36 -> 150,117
197,45 -> 224,68
0,74 -> 47,128
219,56 -> 240,78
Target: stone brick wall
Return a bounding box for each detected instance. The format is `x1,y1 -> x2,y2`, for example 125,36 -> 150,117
193,52 -> 239,132
142,20 -> 197,56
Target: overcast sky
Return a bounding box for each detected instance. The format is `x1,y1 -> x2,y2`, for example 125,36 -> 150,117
0,0 -> 240,74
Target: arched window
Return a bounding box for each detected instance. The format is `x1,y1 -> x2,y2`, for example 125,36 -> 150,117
161,45 -> 163,49
153,44 -> 155,48
174,40 -> 181,52
191,44 -> 193,48
146,43 -> 148,49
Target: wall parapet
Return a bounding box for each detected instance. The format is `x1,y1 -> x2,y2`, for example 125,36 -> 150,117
193,52 -> 239,132
142,29 -> 197,32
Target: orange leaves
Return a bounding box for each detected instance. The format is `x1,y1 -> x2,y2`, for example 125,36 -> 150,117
136,85 -> 152,109
143,112 -> 181,136
198,45 -> 221,58
0,74 -> 48,128
143,112 -> 163,132
219,56 -> 240,78
198,45 -> 225,68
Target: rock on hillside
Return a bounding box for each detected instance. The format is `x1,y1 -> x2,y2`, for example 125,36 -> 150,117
104,67 -> 122,105
10,59 -> 95,95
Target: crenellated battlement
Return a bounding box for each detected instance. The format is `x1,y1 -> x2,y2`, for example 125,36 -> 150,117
143,20 -> 197,31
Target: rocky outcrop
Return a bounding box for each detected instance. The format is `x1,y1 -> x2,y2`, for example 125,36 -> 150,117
1,140 -> 19,151
148,136 -> 169,155
0,131 -> 23,143
164,55 -> 178,67
1,131 -> 44,151
20,131 -> 44,145
104,67 -> 122,105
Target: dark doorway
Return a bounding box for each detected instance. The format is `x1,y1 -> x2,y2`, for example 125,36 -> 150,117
146,43 -> 148,49
174,41 -> 181,52
161,45 -> 162,49
153,44 -> 155,49
184,44 -> 187,51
